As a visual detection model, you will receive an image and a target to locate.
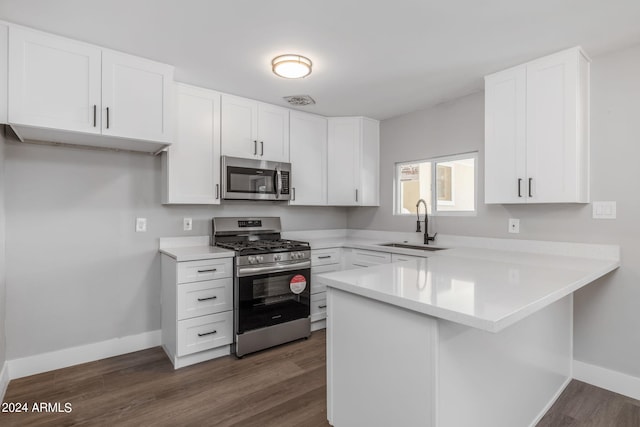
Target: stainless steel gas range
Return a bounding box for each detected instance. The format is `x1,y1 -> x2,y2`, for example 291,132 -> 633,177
212,217 -> 311,358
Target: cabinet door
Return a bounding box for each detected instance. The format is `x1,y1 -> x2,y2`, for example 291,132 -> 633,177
328,117 -> 361,206
221,94 -> 258,158
0,23 -> 8,124
257,103 -> 290,162
163,84 -> 221,204
360,118 -> 380,206
526,50 -> 585,203
8,26 -> 101,133
290,111 -> 327,205
484,65 -> 527,204
101,50 -> 173,143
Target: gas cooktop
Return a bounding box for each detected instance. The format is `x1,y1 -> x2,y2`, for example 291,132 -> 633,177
215,239 -> 310,255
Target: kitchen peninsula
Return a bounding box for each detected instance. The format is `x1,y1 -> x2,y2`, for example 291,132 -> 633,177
317,242 -> 619,427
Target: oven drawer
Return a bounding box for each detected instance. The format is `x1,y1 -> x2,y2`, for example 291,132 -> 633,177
177,311 -> 233,356
311,248 -> 342,267
311,293 -> 327,322
177,278 -> 233,320
177,258 -> 233,284
311,264 -> 341,294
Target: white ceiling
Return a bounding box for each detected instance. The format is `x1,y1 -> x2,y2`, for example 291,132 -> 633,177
1,0 -> 640,120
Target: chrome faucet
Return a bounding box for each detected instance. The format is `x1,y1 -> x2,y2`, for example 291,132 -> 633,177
416,199 -> 437,245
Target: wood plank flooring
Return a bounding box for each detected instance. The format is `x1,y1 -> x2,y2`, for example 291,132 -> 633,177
2,329 -> 639,426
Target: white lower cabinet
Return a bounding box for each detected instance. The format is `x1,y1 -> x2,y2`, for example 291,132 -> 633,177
161,254 -> 234,369
310,248 -> 342,331
345,248 -> 391,269
391,253 -> 424,263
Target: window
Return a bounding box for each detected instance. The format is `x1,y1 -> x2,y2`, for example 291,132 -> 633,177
395,152 -> 477,215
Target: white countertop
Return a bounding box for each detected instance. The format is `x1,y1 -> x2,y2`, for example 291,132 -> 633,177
317,247 -> 619,332
158,236 -> 235,262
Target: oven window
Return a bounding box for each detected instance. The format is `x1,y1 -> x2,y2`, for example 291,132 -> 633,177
237,269 -> 311,333
227,167 -> 276,194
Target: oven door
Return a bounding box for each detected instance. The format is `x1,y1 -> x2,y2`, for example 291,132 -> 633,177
236,267 -> 311,334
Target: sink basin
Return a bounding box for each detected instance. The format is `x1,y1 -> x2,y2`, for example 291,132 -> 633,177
378,243 -> 446,251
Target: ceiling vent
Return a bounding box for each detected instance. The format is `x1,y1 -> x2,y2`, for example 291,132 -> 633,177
283,95 -> 316,106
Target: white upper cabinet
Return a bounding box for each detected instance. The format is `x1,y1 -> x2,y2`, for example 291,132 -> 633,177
0,22 -> 8,124
221,94 -> 289,162
7,24 -> 174,153
163,83 -> 221,204
485,47 -> 590,204
327,117 -> 380,206
289,111 -> 327,205
101,50 -> 172,143
9,25 -> 101,134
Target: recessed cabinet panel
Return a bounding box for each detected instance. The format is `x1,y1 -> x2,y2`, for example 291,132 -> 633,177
290,111 -> 328,205
163,84 -> 221,204
328,118 -> 361,206
177,278 -> 232,320
177,311 -> 233,356
102,50 -> 172,143
8,26 -> 101,133
0,23 -> 8,124
258,103 -> 289,162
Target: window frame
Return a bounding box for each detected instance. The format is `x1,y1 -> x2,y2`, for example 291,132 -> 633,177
394,151 -> 478,217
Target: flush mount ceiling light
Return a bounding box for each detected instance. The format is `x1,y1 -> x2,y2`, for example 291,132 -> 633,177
272,54 -> 312,79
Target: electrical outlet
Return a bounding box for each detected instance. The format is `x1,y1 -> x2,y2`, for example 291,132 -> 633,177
508,218 -> 520,234
136,217 -> 147,232
183,217 -> 193,231
592,201 -> 616,219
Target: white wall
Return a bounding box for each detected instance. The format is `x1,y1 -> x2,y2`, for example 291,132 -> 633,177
348,44 -> 640,379
4,142 -> 347,360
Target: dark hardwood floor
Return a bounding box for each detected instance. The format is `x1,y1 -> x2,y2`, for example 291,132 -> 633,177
1,329 -> 638,426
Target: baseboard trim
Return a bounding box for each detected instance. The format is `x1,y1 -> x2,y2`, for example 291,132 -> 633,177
0,361 -> 9,402
573,359 -> 640,400
529,376 -> 572,427
7,330 -> 161,380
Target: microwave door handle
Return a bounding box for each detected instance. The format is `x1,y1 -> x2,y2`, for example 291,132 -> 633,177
275,168 -> 282,199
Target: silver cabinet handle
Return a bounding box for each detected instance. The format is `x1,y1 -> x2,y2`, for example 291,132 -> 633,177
197,296 -> 217,302
528,178 -> 533,198
215,184 -> 219,200
318,255 -> 331,259
260,141 -> 264,156
93,105 -> 97,127
318,304 -> 327,309
198,330 -> 217,337
197,268 -> 217,273
355,189 -> 359,202
292,187 -> 296,201
253,140 -> 257,155
106,107 -> 110,129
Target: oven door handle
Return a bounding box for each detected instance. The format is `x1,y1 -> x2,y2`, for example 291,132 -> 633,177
237,260 -> 311,277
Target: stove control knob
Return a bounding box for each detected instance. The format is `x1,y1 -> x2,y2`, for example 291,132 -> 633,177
256,255 -> 264,263
273,254 -> 282,262
248,256 -> 257,264
298,252 -> 306,259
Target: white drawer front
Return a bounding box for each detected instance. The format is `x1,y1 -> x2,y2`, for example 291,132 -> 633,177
350,249 -> 391,268
177,258 -> 232,283
311,264 -> 341,294
311,248 -> 342,266
177,278 -> 233,320
311,292 -> 327,322
391,254 -> 424,263
177,311 -> 233,356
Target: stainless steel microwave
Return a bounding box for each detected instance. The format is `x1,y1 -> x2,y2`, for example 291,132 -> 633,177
221,156 -> 291,201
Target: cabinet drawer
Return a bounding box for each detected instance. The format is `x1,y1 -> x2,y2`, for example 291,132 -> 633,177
177,278 -> 233,320
350,249 -> 391,268
391,254 -> 424,263
177,311 -> 233,356
177,258 -> 232,283
311,248 -> 342,266
311,292 -> 327,322
311,264 -> 341,294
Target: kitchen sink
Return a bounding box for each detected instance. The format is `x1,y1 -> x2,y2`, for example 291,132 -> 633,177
378,243 -> 446,251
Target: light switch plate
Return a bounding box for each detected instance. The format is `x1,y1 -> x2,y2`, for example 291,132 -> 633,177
592,201 -> 616,219
508,218 -> 520,234
135,217 -> 147,232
